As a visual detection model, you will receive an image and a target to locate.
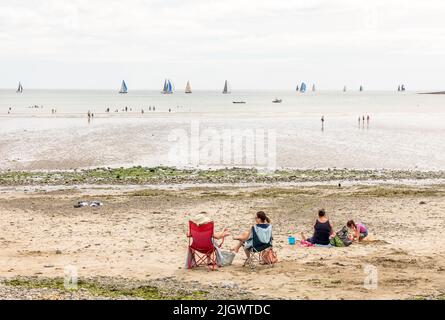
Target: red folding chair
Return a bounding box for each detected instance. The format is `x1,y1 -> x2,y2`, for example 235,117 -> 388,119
187,221 -> 224,270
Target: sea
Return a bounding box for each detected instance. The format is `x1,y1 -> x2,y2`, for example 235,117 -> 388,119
0,89 -> 444,171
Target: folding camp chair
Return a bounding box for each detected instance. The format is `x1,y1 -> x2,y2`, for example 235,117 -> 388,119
187,221 -> 224,271
243,226 -> 277,269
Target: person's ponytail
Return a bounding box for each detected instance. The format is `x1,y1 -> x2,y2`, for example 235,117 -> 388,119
256,211 -> 270,223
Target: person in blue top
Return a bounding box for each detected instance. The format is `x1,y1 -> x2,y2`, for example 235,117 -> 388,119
301,209 -> 334,245
231,211 -> 272,255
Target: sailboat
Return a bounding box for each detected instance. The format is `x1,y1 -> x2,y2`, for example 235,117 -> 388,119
401,84 -> 406,91
185,81 -> 192,94
16,82 -> 23,93
162,79 -> 174,94
300,82 -> 307,93
359,85 -> 363,92
119,80 -> 128,94
296,84 -> 299,91
222,80 -> 230,94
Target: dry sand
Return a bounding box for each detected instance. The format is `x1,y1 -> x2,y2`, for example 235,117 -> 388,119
0,183 -> 444,299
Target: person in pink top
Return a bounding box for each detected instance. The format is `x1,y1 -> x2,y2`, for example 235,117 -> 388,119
347,220 -> 368,242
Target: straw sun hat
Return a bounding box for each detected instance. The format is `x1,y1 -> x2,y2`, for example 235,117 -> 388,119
190,213 -> 212,226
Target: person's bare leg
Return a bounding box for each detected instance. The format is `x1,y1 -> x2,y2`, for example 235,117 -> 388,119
231,240 -> 244,253
231,230 -> 250,253
233,230 -> 250,241
301,232 -> 307,241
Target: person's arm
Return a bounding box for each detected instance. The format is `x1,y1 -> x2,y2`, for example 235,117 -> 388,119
329,221 -> 335,236
213,228 -> 230,240
233,227 -> 252,241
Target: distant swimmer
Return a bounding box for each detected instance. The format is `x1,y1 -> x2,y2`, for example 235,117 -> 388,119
149,106 -> 152,111
153,106 -> 156,111
367,115 -> 370,123
169,108 -> 171,113
125,106 -> 128,112
141,109 -> 144,114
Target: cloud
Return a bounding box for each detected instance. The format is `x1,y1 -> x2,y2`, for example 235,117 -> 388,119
1,0 -> 445,89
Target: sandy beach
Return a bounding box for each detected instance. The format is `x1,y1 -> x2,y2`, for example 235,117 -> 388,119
1,92 -> 444,300
1,179 -> 444,300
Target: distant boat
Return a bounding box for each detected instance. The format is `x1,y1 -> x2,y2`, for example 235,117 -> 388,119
162,79 -> 174,94
232,100 -> 246,104
272,98 -> 282,103
401,84 -> 406,91
296,84 -> 299,91
16,82 -> 23,93
312,84 -> 316,92
119,80 -> 128,94
343,86 -> 347,92
222,80 -> 230,94
359,85 -> 363,92
185,81 -> 192,94
300,82 -> 307,93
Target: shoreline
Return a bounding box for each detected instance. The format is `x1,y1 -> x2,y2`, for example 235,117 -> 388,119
1,166 -> 445,187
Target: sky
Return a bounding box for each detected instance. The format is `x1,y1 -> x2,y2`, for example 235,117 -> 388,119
1,0 -> 445,90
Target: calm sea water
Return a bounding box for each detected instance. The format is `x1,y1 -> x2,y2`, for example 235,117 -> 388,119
0,90 -> 444,171
0,89 -> 444,115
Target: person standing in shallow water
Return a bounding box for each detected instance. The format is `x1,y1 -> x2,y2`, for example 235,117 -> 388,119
321,115 -> 325,131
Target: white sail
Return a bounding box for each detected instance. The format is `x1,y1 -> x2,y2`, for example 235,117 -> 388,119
185,81 -> 192,93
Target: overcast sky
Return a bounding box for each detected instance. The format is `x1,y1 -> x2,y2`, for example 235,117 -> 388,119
1,0 -> 445,90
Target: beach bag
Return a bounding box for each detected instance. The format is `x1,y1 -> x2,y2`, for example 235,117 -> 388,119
336,226 -> 352,246
220,251 -> 236,266
330,235 -> 345,247
261,249 -> 278,264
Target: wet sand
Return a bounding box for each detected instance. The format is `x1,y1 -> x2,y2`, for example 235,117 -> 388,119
1,183 -> 444,299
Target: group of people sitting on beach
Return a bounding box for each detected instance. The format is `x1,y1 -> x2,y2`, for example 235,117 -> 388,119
187,209 -> 368,269
300,209 -> 368,246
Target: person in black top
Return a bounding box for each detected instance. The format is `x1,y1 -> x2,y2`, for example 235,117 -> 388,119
301,209 -> 334,245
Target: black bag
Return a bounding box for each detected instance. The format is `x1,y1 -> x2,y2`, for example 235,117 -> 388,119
336,226 -> 352,246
